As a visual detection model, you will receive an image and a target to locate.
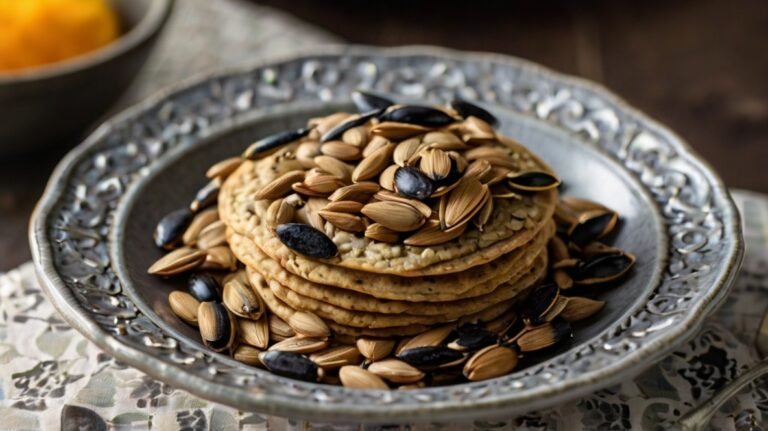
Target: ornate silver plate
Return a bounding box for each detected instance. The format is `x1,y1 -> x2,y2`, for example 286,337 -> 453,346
30,46 -> 743,423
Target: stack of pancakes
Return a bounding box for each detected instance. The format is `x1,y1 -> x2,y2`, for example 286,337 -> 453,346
219,149 -> 557,338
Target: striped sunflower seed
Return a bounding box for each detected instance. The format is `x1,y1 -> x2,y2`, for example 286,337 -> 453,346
206,157 -> 242,180
269,336 -> 329,354
443,177 -> 489,229
223,278 -> 264,320
362,135 -> 391,158
288,311 -> 331,338
393,138 -> 424,167
182,207 -> 219,246
560,296 -> 606,321
314,155 -> 353,182
404,219 -> 467,247
473,196 -> 494,231
321,141 -> 363,161
168,291 -> 200,326
196,220 -> 227,250
301,174 -> 346,195
309,346 -> 362,369
352,143 -> 395,182
373,191 -> 432,218
464,159 -> 492,180
328,182 -> 380,202
254,170 -> 306,200
238,315 -> 269,349
148,247 -> 206,276
318,210 -> 366,233
339,366 -> 389,390
322,200 -> 364,214
356,338 -> 396,361
463,345 -> 518,381
361,201 -> 425,232
516,321 -> 571,352
419,148 -> 452,181
269,315 -> 295,341
364,223 -> 400,243
378,164 -> 399,191
266,198 -> 296,230
422,131 -> 466,151
201,246 -> 237,271
367,359 -> 425,384
198,301 -> 235,352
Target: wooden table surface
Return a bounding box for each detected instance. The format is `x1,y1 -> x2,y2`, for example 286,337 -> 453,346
1,0 -> 765,271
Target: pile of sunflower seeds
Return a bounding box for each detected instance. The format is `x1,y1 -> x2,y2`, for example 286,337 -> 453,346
148,91 -> 636,389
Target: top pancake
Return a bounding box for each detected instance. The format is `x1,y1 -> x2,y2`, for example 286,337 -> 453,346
219,144 -> 556,276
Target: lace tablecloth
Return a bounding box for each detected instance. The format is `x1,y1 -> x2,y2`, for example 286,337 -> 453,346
2,1 -> 767,429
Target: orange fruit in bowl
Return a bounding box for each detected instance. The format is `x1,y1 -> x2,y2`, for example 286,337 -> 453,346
0,0 -> 120,73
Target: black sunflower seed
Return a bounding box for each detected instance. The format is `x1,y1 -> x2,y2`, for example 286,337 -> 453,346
352,90 -> 394,113
320,108 -> 385,143
201,302 -> 232,350
521,283 -> 560,324
243,126 -> 313,160
507,171 -> 561,192
450,99 -> 499,127
572,253 -> 635,284
380,105 -> 456,127
398,346 -> 464,368
153,208 -> 192,249
276,223 -> 338,259
448,324 -> 498,351
190,178 -> 221,212
259,351 -> 319,382
394,166 -> 434,200
188,273 -> 221,302
568,211 -> 618,246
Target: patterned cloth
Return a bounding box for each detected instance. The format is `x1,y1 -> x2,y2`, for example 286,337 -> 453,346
0,190 -> 764,430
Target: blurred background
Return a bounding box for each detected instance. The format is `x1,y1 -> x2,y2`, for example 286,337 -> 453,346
0,0 -> 766,270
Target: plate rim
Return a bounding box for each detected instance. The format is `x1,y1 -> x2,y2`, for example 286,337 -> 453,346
29,44 -> 745,422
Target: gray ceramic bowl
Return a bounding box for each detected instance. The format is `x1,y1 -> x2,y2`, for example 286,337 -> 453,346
30,46 -> 743,423
0,0 -> 173,154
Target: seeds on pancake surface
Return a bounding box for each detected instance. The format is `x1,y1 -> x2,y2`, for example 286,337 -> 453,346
238,315 -> 270,349
463,345 -> 517,381
276,223 -> 338,259
318,210 -> 365,233
313,155 -> 353,182
457,116 -> 496,142
356,338 -> 396,361
473,197 -> 493,231
233,345 -> 264,367
223,278 -> 264,319
378,164 -> 398,191
266,198 -> 295,230
269,315 -> 296,341
449,99 -> 499,127
295,141 -> 322,168
560,296 -> 606,322
361,201 -> 425,232
269,336 -> 329,354
188,273 -> 221,302
380,105 -> 456,127
328,181 -> 380,202
443,177 -> 488,229
206,157 -> 242,180
397,325 -> 454,353
374,191 -> 432,218
404,219 -> 466,246
198,301 -> 235,352
190,178 -> 222,212
182,207 -> 218,246
301,174 -> 346,195
242,126 -> 313,160
352,142 -> 395,182
148,247 -> 206,276
321,109 -> 383,143
295,198 -> 326,231
464,147 -> 516,169
398,346 -> 465,369
320,141 -> 363,161
259,351 -> 319,382
368,359 -> 425,384
568,210 -> 618,246
463,159 -> 492,180
521,283 -> 560,325
201,246 -> 237,271
195,220 -> 227,250
419,148 -> 452,181
394,166 -> 434,200
322,200 -> 364,214
351,90 -> 394,113
154,208 -> 193,250
393,138 -> 424,167
447,324 -> 498,352
507,171 -> 561,192
516,320 -> 572,352
309,346 -> 362,369
572,252 -> 635,285
364,223 -> 400,243
288,311 -> 331,338
168,291 -> 200,326
423,131 -> 467,151
339,365 -> 389,390
254,170 -> 306,200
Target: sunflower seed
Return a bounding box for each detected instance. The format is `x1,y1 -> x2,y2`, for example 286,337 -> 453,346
198,301 -> 235,352
370,122 -> 431,140
320,141 -> 363,161
296,141 -> 322,168
352,90 -> 394,113
464,147 -> 516,169
254,170 -> 306,200
223,278 -> 264,319
394,166 -> 434,200
521,284 -> 560,324
342,126 -> 368,147
457,116 -> 496,142
422,131 -> 467,151
266,199 -> 295,230
380,105 -> 456,127
190,178 -> 222,213
288,311 -> 331,338
238,315 -> 270,349
243,126 -> 312,160
450,99 -> 499,127
318,210 -> 366,233
148,247 -> 206,276
398,346 -> 465,368
352,142 -> 395,182
314,155 -> 354,182
168,291 -> 200,326
483,167 -> 512,186
361,201 -> 425,232
540,295 -> 569,322
443,177 -> 489,229
328,182 -> 380,202
507,171 -> 561,192
356,338 -> 396,361
548,235 -> 570,262
568,210 -> 618,246
311,112 -> 351,135
322,200 -> 363,214
206,157 -> 243,180
463,345 -> 517,381
374,191 -> 432,218
233,345 -> 264,367
553,270 -> 574,290
321,109 -> 383,143
154,208 -> 193,250
484,312 -> 519,335
188,273 -> 221,302
196,220 -> 227,250
464,159 -> 492,180
447,324 -> 498,351
419,148 -> 452,181
201,246 -> 237,271
259,351 -> 319,382
339,365 -> 389,389
560,296 -> 606,321
368,359 -> 425,384
276,223 -> 338,259
393,138 -> 424,167
516,320 -> 572,352
294,198 -> 326,231
579,241 -> 623,260
269,315 -> 296,341
309,346 -> 362,369
301,174 -> 346,195
403,219 -> 466,246
397,325 -> 455,354
182,207 -> 219,246
378,164 -> 399,191
269,336 -> 329,354
572,252 -> 635,285
474,196 -> 493,231
430,178 -> 462,198
362,135 -> 391,158
364,223 -> 400,243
